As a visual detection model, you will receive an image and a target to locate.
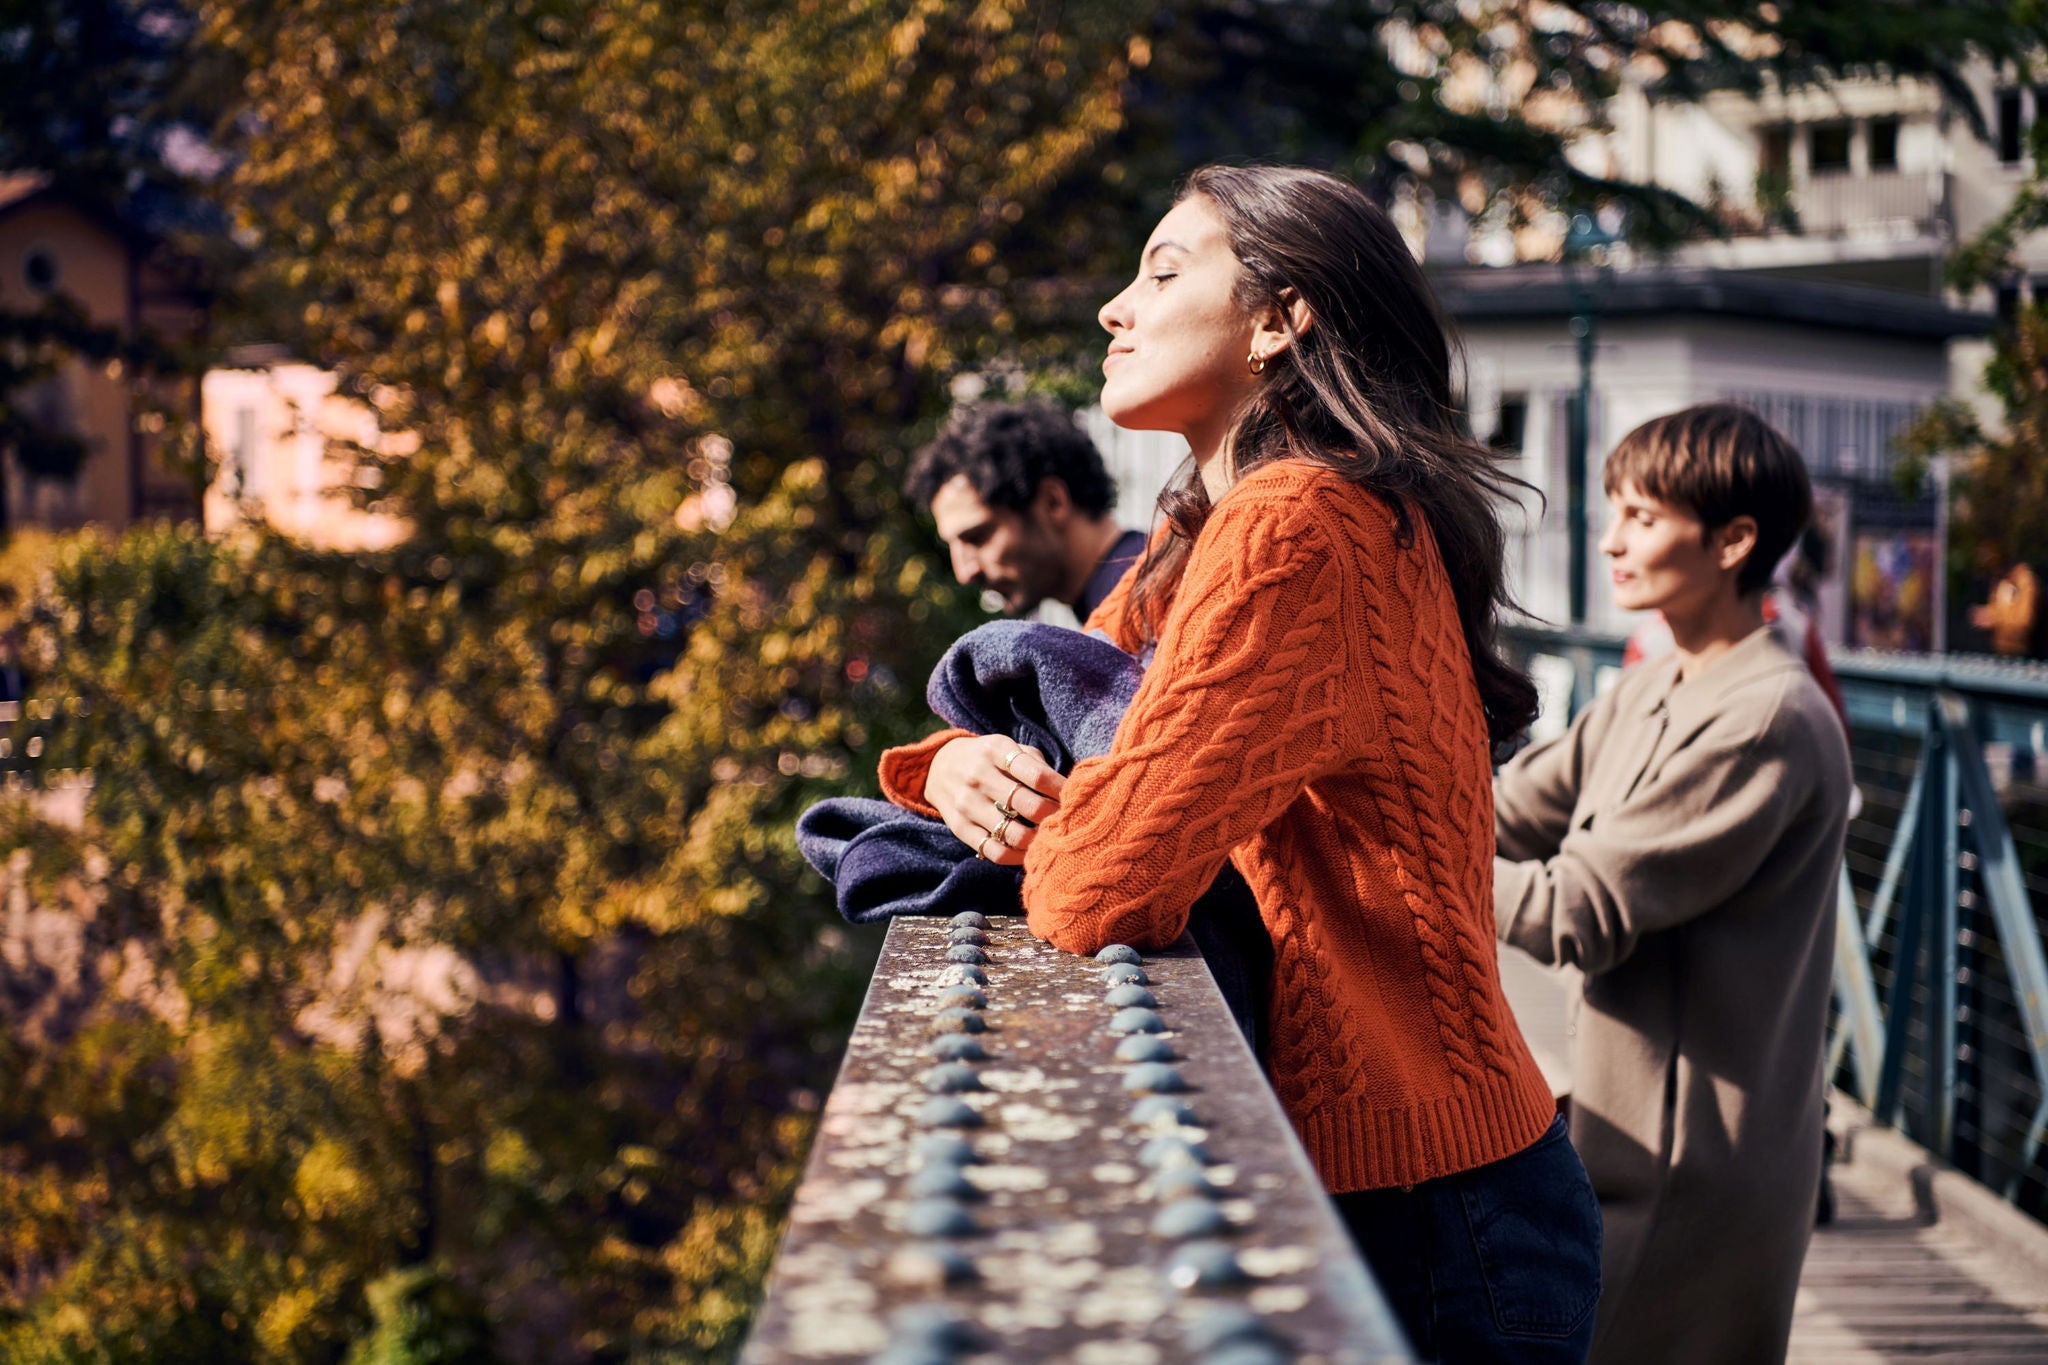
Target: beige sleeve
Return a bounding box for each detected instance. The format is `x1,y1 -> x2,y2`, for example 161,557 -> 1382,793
1493,689 -> 1809,975
1492,689 -> 1611,864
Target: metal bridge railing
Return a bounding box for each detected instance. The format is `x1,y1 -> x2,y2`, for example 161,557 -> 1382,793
1505,624 -> 2048,1220
744,915 -> 1414,1363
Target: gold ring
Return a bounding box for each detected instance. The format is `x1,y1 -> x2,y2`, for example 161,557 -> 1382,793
1003,780 -> 1026,814
997,747 -> 1025,777
992,812 -> 1016,844
979,834 -> 1002,861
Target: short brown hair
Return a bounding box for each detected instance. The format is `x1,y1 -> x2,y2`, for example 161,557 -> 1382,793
1603,403 -> 1813,596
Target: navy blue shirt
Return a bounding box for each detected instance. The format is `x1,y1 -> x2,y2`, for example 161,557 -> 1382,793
1072,528 -> 1148,622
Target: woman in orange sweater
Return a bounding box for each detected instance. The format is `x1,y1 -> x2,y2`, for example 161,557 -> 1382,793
882,165 -> 1599,1360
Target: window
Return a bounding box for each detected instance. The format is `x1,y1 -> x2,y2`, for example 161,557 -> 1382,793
1868,117 -> 1900,172
1997,281 -> 2023,328
1760,125 -> 1793,178
1810,123 -> 1851,174
1998,87 -> 2025,163
21,246 -> 58,294
1490,394 -> 1529,455
234,406 -> 261,499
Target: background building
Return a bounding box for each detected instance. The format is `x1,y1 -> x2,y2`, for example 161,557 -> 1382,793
1087,61 -> 2035,655
0,173 -> 205,531
201,347 -> 409,551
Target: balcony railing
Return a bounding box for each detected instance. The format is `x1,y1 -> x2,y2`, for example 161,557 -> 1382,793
1781,170 -> 1949,240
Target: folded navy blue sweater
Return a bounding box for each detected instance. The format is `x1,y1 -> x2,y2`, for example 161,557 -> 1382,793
797,620 -> 1142,923
797,619 -> 1276,1057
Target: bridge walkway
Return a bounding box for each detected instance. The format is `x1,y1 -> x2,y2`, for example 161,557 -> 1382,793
1497,949 -> 2048,1364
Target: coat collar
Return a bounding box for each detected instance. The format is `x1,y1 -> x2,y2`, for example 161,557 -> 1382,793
1638,623 -> 1804,735
1608,624 -> 1802,797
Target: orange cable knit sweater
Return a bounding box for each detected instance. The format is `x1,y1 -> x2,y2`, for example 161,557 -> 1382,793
879,461 -> 1556,1192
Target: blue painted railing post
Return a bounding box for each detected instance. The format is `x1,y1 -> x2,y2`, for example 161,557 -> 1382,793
1932,700 -> 1963,1160
1875,710 -> 1940,1128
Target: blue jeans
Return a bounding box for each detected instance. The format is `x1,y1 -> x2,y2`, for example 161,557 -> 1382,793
1333,1115 -> 1600,1364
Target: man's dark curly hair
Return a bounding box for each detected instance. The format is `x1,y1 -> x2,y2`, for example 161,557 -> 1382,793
905,399 -> 1117,516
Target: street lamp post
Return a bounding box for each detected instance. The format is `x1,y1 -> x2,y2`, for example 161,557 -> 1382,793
1562,213 -> 1618,627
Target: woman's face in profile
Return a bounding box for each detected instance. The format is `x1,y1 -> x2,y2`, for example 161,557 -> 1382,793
1096,195 -> 1261,441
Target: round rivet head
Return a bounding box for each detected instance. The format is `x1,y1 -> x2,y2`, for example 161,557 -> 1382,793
917,1097 -> 983,1129
1167,1240 -> 1246,1290
906,1164 -> 979,1199
1185,1304 -> 1270,1354
872,1340 -> 953,1365
1140,1134 -> 1213,1169
928,1033 -> 988,1063
1106,983 -> 1158,1008
1131,1096 -> 1197,1128
936,985 -> 987,1010
1152,1197 -> 1229,1239
1115,1034 -> 1176,1063
946,944 -> 989,964
887,1244 -> 978,1288
892,1303 -> 980,1350
1200,1341 -> 1289,1365
931,1008 -> 986,1035
922,1062 -> 985,1094
948,926 -> 988,946
1109,1007 -> 1165,1035
1123,1062 -> 1189,1094
1102,963 -> 1149,986
913,1132 -> 979,1166
939,964 -> 988,987
1154,1164 -> 1218,1201
902,1197 -> 979,1237
1096,944 -> 1142,965
950,911 -> 989,930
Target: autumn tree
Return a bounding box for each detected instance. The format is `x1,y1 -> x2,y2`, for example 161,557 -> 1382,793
1896,49 -> 2048,654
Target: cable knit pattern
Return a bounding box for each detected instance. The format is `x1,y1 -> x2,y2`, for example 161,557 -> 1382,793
878,461 -> 1555,1192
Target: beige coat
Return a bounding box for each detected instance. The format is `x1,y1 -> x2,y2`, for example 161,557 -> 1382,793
1494,627 -> 1852,1365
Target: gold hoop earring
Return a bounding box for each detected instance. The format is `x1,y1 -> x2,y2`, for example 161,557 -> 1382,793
1247,351 -> 1266,375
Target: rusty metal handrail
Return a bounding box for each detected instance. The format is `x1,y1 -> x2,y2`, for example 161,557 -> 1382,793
743,913 -> 1413,1363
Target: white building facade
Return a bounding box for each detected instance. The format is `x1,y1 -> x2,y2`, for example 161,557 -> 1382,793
201,350 -> 409,552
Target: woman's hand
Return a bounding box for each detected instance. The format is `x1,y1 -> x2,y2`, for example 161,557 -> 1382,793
926,735 -> 1066,866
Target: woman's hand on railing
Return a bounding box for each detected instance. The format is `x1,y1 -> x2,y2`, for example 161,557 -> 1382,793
927,735 -> 1065,867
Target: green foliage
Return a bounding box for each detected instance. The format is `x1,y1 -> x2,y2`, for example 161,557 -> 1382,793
1903,72 -> 2048,616
1896,310 -> 2048,589
343,1266 -> 494,1365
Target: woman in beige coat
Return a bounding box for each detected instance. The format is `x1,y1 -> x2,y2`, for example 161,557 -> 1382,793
1494,404 -> 1854,1365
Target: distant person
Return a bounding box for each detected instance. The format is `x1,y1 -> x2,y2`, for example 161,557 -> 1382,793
905,399 -> 1145,620
1970,559 -> 2038,658
1493,403 -> 1854,1364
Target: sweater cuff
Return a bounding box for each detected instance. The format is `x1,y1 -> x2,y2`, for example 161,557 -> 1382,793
878,728 -> 970,818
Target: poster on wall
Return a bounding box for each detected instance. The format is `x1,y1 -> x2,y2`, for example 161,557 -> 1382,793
1851,529 -> 1937,653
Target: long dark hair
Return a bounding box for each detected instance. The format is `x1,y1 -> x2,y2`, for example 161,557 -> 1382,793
1125,164 -> 1538,747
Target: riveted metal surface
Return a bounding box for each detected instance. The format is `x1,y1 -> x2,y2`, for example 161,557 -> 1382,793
742,915 -> 1413,1363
